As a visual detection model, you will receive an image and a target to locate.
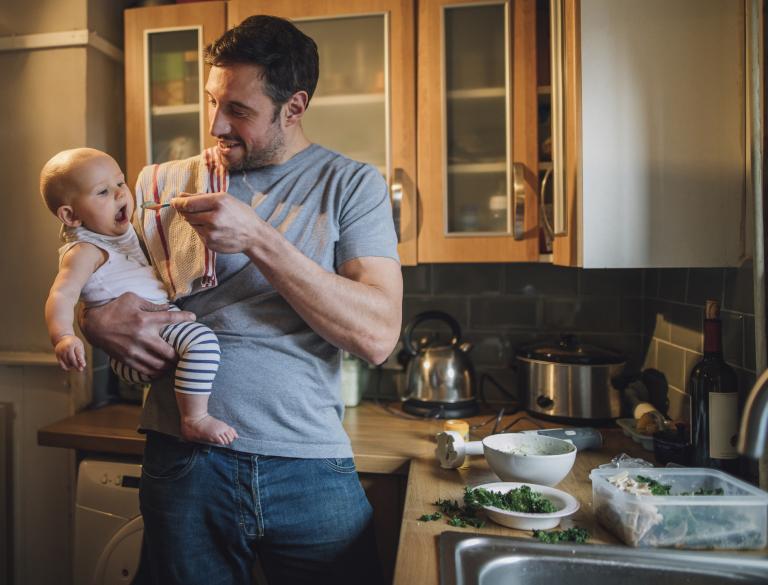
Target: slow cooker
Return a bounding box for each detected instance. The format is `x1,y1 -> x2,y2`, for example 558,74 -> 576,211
515,334 -> 626,423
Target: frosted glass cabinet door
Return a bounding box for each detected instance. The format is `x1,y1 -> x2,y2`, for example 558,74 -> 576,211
125,2 -> 226,190
418,0 -> 540,263
296,16 -> 387,174
146,29 -> 203,166
445,4 -> 508,234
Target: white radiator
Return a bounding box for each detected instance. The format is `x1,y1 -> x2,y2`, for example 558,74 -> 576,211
0,402 -> 11,585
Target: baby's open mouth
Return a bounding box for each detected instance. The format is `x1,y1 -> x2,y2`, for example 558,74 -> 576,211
115,205 -> 128,222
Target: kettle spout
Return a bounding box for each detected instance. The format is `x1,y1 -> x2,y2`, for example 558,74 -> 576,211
738,368 -> 768,459
459,341 -> 473,353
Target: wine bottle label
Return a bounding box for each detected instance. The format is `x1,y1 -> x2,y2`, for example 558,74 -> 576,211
708,392 -> 739,459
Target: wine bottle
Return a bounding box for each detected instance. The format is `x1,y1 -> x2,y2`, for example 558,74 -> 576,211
688,300 -> 739,473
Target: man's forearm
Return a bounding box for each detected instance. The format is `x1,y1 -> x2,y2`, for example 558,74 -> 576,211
78,293 -> 194,375
246,225 -> 402,365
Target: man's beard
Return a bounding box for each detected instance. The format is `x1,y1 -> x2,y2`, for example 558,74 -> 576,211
219,121 -> 286,172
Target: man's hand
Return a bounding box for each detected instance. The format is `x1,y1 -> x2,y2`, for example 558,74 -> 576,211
79,292 -> 195,376
54,335 -> 86,372
172,192 -> 261,254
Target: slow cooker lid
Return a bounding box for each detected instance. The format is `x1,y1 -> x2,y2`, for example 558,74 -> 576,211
516,334 -> 625,365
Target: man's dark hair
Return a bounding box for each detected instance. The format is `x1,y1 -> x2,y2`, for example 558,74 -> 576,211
204,15 -> 319,110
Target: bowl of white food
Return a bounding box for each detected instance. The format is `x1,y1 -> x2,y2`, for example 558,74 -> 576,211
482,433 -> 577,486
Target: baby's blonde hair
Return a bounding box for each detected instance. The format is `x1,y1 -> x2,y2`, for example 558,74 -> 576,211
39,148 -> 108,214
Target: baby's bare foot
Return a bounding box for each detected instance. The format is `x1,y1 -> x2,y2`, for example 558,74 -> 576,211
181,414 -> 238,445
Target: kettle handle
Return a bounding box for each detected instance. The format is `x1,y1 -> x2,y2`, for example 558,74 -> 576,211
402,310 -> 463,356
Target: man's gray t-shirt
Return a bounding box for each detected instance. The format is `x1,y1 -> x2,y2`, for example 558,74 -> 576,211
139,144 -> 399,457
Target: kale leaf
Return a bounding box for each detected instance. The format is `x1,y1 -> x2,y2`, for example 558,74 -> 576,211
533,527 -> 590,544
419,485 -> 559,529
464,485 -> 558,514
636,475 -> 672,495
418,494 -> 485,528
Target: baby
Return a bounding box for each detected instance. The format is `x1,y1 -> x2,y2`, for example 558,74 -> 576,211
41,147 -> 237,446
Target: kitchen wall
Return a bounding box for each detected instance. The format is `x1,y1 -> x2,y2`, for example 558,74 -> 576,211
370,263 -> 643,403
368,262 -> 757,423
0,1 -> 131,583
0,0 -> 127,354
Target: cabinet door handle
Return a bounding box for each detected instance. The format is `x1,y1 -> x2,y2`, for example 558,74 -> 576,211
539,167 -> 555,239
513,162 -> 525,241
390,168 -> 403,242
550,0 -> 568,236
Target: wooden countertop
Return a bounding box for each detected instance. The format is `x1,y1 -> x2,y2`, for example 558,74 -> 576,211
37,401 -> 435,474
39,401 -> 656,584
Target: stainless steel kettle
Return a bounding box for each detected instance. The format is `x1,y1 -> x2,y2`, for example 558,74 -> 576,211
400,311 -> 476,407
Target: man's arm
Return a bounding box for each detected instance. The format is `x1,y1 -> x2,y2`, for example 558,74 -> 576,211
254,248 -> 402,365
79,293 -> 196,376
173,192 -> 402,364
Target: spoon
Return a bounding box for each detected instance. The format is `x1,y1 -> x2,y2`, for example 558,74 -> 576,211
141,201 -> 171,210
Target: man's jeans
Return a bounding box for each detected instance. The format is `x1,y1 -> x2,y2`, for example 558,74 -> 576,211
137,431 -> 382,585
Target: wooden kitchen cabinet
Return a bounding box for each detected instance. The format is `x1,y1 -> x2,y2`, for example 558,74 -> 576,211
228,0 -> 418,266
359,472 -> 407,585
545,0 -> 748,268
123,0 -> 543,265
417,0 -> 541,263
124,2 -> 227,190
124,0 -> 418,264
122,1 -> 747,268
230,0 -> 542,264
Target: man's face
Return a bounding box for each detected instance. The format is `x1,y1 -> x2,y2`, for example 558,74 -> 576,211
205,63 -> 286,171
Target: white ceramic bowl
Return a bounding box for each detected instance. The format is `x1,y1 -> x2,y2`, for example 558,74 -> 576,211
482,433 -> 577,486
473,481 -> 580,530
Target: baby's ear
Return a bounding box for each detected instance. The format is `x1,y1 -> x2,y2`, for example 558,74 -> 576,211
56,205 -> 81,228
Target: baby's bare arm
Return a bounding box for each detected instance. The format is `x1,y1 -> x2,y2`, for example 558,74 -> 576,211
45,243 -> 106,349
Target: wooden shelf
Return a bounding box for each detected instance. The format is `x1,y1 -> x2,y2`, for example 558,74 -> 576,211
150,103 -> 199,116
311,93 -> 385,107
0,351 -> 59,366
448,162 -> 506,174
447,87 -> 505,100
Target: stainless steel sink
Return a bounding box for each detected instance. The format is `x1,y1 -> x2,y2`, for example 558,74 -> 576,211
439,531 -> 768,585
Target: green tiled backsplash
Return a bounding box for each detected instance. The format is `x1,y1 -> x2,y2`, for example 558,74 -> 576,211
643,263 -> 756,421
367,262 -> 756,420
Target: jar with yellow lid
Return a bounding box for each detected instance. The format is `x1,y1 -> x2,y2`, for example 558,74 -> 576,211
443,419 -> 470,468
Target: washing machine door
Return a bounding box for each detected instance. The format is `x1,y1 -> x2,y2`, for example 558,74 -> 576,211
92,515 -> 143,585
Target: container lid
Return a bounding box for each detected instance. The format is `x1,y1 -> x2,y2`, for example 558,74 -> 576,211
443,418 -> 470,437
515,334 -> 625,365
588,466 -> 768,501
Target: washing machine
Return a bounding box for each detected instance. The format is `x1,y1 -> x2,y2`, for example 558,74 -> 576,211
74,459 -> 143,585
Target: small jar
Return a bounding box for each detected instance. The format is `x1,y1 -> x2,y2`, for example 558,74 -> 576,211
341,352 -> 362,407
488,194 -> 507,232
443,419 -> 470,469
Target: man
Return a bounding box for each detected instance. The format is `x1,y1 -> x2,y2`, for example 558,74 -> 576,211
82,15 -> 402,585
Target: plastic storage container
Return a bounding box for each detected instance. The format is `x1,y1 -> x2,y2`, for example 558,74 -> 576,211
590,467 -> 768,549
